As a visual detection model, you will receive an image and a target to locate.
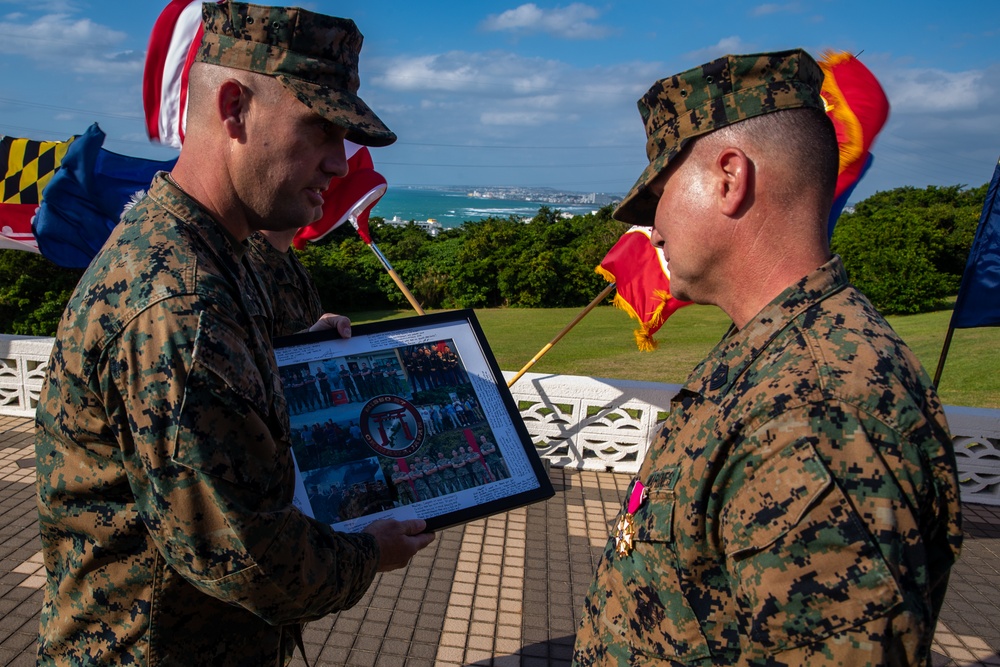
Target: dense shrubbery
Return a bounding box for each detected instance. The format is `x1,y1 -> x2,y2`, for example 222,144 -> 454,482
0,252 -> 82,335
0,182 -> 988,336
830,184 -> 985,314
297,204 -> 627,312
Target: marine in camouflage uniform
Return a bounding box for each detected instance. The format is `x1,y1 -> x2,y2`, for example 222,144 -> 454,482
35,4 -> 432,666
451,449 -> 472,490
408,463 -> 431,501
390,465 -> 415,505
436,452 -> 459,494
35,173 -> 381,666
465,447 -> 491,485
573,50 -> 962,666
246,230 -> 324,338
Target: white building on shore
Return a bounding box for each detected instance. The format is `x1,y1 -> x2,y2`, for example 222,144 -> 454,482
382,216 -> 444,236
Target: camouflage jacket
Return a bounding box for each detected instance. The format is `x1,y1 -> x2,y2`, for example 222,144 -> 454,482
246,232 -> 325,338
573,257 -> 962,666
35,174 -> 380,667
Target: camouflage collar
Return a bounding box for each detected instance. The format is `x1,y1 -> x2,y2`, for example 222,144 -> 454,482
151,173 -> 247,263
684,256 -> 848,398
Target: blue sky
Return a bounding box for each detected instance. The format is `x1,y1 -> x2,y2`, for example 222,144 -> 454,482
1,0 -> 998,201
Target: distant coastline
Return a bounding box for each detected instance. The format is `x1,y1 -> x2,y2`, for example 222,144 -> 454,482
371,185 -> 621,230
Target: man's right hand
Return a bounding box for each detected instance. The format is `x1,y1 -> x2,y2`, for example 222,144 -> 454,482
363,518 -> 435,571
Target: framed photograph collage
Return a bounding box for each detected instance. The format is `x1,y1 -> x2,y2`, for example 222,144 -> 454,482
273,309 -> 553,532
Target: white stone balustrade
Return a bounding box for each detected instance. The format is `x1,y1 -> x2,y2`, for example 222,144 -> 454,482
0,335 -> 55,418
505,371 -> 1000,507
2,336 -> 997,506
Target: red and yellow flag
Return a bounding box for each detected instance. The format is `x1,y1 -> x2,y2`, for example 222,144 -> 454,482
596,227 -> 691,351
820,51 -> 890,232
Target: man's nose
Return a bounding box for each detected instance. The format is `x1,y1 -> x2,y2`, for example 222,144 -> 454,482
323,143 -> 349,178
649,227 -> 665,248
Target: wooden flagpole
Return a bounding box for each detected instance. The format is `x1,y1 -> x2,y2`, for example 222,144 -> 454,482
366,239 -> 425,316
507,282 -> 616,388
350,215 -> 425,316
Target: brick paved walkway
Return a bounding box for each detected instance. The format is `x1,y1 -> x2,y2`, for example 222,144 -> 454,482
2,414 -> 998,666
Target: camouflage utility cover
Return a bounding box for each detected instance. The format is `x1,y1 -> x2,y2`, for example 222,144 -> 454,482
197,1 -> 395,147
35,174 -> 379,666
573,256 -> 962,666
246,231 -> 324,337
615,49 -> 827,225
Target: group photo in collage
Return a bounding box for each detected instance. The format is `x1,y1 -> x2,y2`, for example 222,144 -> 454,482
280,339 -> 511,527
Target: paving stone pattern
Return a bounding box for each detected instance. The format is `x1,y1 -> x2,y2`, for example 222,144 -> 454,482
1,415 -> 998,666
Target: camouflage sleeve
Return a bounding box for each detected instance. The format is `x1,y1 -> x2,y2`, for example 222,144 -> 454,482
720,413 -> 906,665
112,298 -> 379,624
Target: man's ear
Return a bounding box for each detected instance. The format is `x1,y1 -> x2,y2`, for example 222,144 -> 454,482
716,147 -> 751,217
217,79 -> 248,140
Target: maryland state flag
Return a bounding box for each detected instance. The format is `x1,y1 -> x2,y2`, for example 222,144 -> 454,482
0,133 -> 75,252
596,227 -> 691,351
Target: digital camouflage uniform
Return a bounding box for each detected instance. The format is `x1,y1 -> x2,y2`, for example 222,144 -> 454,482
35,175 -> 381,667
246,231 -> 324,338
573,257 -> 962,666
437,455 -> 459,493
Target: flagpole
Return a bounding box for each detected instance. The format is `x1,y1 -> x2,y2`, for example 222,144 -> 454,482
349,216 -> 425,316
507,282 -> 616,388
368,240 -> 426,316
933,324 -> 956,388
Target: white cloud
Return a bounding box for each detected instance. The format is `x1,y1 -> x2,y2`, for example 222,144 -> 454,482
683,37 -> 750,63
0,0 -> 80,11
375,51 -> 560,95
481,3 -> 611,40
373,50 -> 658,104
882,67 -> 985,113
365,47 -> 664,169
0,13 -> 140,75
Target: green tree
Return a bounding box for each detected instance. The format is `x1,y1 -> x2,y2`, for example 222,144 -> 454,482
0,251 -> 83,335
832,207 -> 955,314
450,216 -> 524,307
298,225 -> 390,312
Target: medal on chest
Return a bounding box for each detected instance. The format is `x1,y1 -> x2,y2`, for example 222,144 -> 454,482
613,479 -> 646,558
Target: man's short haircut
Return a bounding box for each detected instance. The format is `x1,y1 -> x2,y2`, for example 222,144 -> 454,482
708,106 -> 839,204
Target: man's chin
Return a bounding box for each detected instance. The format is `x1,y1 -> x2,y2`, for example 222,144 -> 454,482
670,283 -> 692,303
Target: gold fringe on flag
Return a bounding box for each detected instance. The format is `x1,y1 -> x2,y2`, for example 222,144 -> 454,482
596,264 -> 673,352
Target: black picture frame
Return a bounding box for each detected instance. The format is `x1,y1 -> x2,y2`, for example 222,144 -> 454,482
273,309 -> 554,532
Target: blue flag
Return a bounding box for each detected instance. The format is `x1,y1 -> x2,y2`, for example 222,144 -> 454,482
32,123 -> 176,268
950,157 -> 1000,329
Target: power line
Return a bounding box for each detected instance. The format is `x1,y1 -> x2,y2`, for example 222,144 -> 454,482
0,96 -> 143,121
0,95 -> 635,152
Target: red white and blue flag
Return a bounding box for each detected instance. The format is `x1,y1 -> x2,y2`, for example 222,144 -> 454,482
143,0 -> 210,148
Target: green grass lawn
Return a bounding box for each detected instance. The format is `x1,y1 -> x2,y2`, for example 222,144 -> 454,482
348,304 -> 1000,409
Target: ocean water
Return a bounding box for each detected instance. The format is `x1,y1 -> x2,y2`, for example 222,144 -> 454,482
370,187 -> 600,229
